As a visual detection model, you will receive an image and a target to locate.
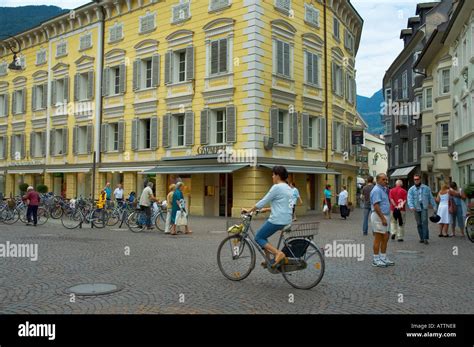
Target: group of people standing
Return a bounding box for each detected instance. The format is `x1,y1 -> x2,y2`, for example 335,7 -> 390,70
322,185 -> 350,220
361,173 -> 468,268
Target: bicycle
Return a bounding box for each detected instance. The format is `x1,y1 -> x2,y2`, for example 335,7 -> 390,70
217,210 -> 325,290
60,198 -> 107,229
465,207 -> 474,243
127,202 -> 167,233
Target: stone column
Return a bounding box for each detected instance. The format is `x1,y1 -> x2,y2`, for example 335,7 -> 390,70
190,174 -> 204,216
65,173 -> 77,199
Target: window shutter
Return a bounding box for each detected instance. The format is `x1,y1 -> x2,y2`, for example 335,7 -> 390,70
313,55 -> 319,86
22,88 -> 26,114
290,112 -> 298,146
319,118 -> 326,149
118,120 -> 125,152
3,136 -> 8,159
4,93 -> 8,116
211,41 -> 219,75
32,86 -> 37,111
30,132 -> 35,157
185,111 -> 194,146
165,51 -> 173,85
150,116 -> 159,150
50,130 -> 55,155
10,135 -> 14,159
87,124 -> 93,154
301,113 -> 309,148
62,127 -> 68,155
283,43 -> 290,77
51,80 -> 57,106
131,118 -> 138,151
20,134 -> 25,159
87,71 -> 94,100
226,105 -> 236,143
186,46 -> 194,81
219,39 -> 228,73
276,40 -> 283,74
119,64 -> 126,93
73,126 -> 78,155
41,131 -> 46,157
101,123 -> 108,153
305,52 -> 312,84
162,113 -> 171,148
270,107 -> 279,144
151,54 -> 160,87
102,67 -> 110,97
74,74 -> 79,101
64,77 -> 70,103
42,83 -> 47,108
200,109 -> 209,145
332,121 -> 337,151
331,63 -> 336,93
133,59 -> 140,91
12,91 -> 16,115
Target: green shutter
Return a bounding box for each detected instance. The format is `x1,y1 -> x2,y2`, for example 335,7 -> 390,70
87,71 -> 94,100
211,41 -> 219,75
165,51 -> 172,85
102,67 -> 110,97
186,46 -> 194,81
226,105 -> 236,143
51,80 -> 57,106
150,117 -> 158,150
152,54 -> 160,87
119,64 -> 126,93
133,59 -> 140,91
301,113 -> 309,148
131,119 -> 138,151
87,124 -> 93,154
185,111 -> 194,146
118,121 -> 125,152
162,113 -> 171,148
200,109 -> 209,145
101,123 -> 108,153
270,107 -> 279,144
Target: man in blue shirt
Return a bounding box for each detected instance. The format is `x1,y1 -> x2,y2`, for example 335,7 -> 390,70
370,173 -> 394,268
407,174 -> 437,244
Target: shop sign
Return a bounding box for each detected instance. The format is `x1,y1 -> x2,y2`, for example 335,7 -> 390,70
197,145 -> 227,155
8,160 -> 45,166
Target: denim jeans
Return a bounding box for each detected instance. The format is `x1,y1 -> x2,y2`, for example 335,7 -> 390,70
362,207 -> 371,234
255,220 -> 287,248
451,207 -> 465,230
26,205 -> 38,225
140,205 -> 152,227
414,209 -> 429,240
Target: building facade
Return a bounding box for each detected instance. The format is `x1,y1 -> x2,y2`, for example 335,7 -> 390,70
383,1 -> 447,187
365,133 -> 387,178
0,0 -> 363,217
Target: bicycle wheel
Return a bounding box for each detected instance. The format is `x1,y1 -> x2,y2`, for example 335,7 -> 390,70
18,207 -> 28,224
281,240 -> 325,290
2,208 -> 20,225
154,211 -> 166,231
61,209 -> 82,229
106,209 -> 120,227
36,207 -> 49,225
466,216 -> 474,243
217,234 -> 255,281
127,211 -> 145,233
50,205 -> 63,219
91,210 -> 107,229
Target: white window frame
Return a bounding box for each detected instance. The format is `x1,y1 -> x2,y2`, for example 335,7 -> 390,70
79,33 -> 92,51
78,72 -> 89,101
36,49 -> 47,65
274,0 -> 291,14
384,119 -> 392,135
107,123 -> 119,152
209,38 -> 229,76
109,22 -> 124,43
56,42 -> 67,57
425,87 -> 433,109
33,132 -> 43,157
333,17 -> 340,40
139,11 -> 156,34
273,39 -> 292,78
402,70 -> 408,99
209,0 -> 231,12
33,84 -> 45,110
0,94 -> 6,117
210,109 -> 227,145
304,3 -> 320,27
54,129 -> 64,155
305,51 -> 320,87
171,114 -> 185,147
15,90 -> 24,114
439,68 -> 450,95
55,78 -> 66,105
173,49 -> 187,83
439,123 -> 449,149
77,126 -> 88,154
172,1 -> 191,24
385,88 -> 392,102
138,118 -> 152,150
0,62 -> 7,76
423,133 -> 432,154
333,63 -> 343,96
277,109 -> 290,145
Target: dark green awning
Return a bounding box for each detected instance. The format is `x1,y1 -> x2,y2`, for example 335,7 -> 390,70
142,163 -> 248,174
259,164 -> 340,175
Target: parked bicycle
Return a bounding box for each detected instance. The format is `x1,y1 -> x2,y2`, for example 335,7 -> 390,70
61,198 -> 107,229
127,202 -> 167,233
217,210 -> 325,290
465,206 -> 474,243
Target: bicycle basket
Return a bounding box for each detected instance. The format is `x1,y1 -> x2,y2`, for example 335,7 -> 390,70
7,199 -> 15,209
282,239 -> 310,258
283,222 -> 319,239
226,219 -> 245,234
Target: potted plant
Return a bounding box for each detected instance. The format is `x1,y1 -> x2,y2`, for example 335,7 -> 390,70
37,184 -> 48,194
19,183 -> 29,195
464,183 -> 474,199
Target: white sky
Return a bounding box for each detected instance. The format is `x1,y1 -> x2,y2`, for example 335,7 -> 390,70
5,0 -> 438,97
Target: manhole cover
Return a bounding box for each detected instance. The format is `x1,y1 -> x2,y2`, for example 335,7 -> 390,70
65,283 -> 122,296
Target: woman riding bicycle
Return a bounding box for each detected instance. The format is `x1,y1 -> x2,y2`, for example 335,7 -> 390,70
242,166 -> 293,269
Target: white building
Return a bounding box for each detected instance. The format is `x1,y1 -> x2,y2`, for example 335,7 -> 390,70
365,133 -> 388,178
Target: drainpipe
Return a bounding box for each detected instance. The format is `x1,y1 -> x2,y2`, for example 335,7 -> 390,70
323,0 -> 329,182
92,2 -> 105,199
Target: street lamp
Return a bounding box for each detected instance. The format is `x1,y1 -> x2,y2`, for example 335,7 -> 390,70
0,35 -> 23,71
373,152 -> 387,164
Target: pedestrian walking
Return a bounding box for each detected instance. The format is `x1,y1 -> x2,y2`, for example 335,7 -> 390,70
370,173 -> 394,267
170,182 -> 192,235
323,185 -> 332,219
449,182 -> 466,237
242,166 -> 293,269
389,179 -> 407,241
128,191 -> 136,203
361,176 -> 375,235
164,184 -> 176,234
290,182 -> 303,222
114,183 -> 124,206
23,186 -> 40,226
337,186 -> 349,220
436,184 -> 452,237
139,182 -> 157,230
104,182 -> 112,201
407,174 -> 437,244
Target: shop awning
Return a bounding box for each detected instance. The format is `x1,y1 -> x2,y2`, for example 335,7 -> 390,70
99,166 -> 155,173
8,169 -> 44,174
259,164 -> 340,175
46,168 -> 91,173
390,166 -> 416,178
142,163 -> 249,174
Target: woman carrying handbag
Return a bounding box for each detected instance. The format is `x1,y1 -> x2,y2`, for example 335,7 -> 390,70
170,182 -> 192,235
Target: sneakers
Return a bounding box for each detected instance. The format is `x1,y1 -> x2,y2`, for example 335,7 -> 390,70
380,257 -> 395,266
372,259 -> 387,267
391,234 -> 396,240
424,240 -> 429,244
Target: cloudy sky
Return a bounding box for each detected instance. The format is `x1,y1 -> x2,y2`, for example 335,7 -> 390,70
6,0 -> 436,97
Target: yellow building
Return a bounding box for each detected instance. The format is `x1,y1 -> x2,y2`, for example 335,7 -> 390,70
0,0 -> 363,217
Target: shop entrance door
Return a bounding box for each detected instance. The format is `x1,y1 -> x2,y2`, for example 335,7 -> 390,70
219,174 -> 233,217
307,174 -> 316,210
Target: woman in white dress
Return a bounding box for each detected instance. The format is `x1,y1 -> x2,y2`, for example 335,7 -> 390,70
436,184 -> 451,237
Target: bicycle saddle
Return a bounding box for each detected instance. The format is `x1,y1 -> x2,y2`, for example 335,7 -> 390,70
282,224 -> 292,233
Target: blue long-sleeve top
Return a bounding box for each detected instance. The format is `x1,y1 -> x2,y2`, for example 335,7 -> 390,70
255,182 -> 293,225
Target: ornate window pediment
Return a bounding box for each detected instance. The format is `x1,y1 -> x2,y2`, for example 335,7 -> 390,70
271,19 -> 297,40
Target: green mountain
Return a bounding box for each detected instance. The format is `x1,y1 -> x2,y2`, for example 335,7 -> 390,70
357,89 -> 384,135
0,6 -> 68,37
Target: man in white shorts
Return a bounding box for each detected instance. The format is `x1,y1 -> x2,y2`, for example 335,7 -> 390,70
370,173 -> 395,268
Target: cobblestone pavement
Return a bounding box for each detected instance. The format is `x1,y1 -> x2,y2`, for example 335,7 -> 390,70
0,208 -> 472,314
